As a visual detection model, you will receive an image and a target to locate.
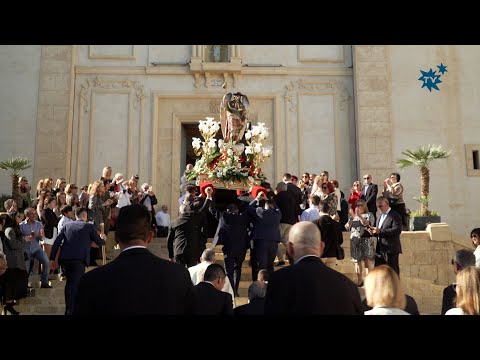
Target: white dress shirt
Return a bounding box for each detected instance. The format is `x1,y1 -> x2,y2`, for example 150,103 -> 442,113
155,211 -> 171,227
188,261 -> 235,307
378,208 -> 392,229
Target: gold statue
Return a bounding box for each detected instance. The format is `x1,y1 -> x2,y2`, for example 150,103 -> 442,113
220,92 -> 249,143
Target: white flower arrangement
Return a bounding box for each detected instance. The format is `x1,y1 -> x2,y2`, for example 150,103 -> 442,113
187,117 -> 273,189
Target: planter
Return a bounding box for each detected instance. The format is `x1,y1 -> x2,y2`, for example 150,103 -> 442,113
409,216 -> 441,231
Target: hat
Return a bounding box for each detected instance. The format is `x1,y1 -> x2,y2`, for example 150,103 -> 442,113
199,181 -> 216,197
251,186 -> 268,200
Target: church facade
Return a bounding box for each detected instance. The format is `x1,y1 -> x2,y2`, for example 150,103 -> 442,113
0,45 -> 478,236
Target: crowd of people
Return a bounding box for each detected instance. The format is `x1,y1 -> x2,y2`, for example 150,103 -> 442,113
0,165 -> 479,315
0,166 -> 171,315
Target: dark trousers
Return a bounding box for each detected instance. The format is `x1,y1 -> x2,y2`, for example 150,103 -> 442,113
157,226 -> 169,238
250,247 -> 259,281
175,253 -> 197,268
223,252 -> 246,295
60,259 -> 85,315
254,240 -> 278,279
375,252 -> 400,277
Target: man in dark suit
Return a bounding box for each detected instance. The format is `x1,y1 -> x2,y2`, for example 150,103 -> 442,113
264,221 -> 363,315
283,173 -> 303,210
274,181 -> 299,266
367,196 -> 402,276
210,201 -> 250,297
194,263 -> 233,315
74,204 -> 195,315
442,249 -> 476,314
248,192 -> 282,279
234,280 -> 267,316
50,207 -> 106,315
360,174 -> 378,222
167,186 -> 213,267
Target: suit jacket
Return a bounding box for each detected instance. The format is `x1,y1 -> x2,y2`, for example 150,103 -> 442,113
247,201 -> 282,243
74,248 -> 195,315
264,256 -> 363,315
274,190 -> 299,224
311,215 -> 343,258
375,209 -> 402,254
209,201 -> 250,256
286,183 -> 303,213
50,220 -> 105,266
193,282 -> 234,315
167,198 -> 211,259
360,183 -> 378,215
442,284 -> 456,315
234,298 -> 265,316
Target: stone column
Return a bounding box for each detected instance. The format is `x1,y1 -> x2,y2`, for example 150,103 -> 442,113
33,45 -> 75,183
353,45 -> 393,184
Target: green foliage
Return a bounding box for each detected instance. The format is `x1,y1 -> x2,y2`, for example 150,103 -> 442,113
0,157 -> 32,174
413,195 -> 431,206
396,144 -> 450,170
409,209 -> 439,218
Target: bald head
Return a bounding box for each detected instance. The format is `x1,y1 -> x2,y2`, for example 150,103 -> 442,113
287,221 -> 322,262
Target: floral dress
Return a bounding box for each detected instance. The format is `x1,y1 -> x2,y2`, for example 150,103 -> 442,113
345,212 -> 375,261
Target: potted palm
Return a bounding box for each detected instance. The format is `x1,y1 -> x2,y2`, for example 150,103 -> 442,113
0,156 -> 32,207
396,144 -> 450,231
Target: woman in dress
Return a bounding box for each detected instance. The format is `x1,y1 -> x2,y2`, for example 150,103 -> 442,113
345,199 -> 375,286
41,196 -> 59,266
321,182 -> 338,220
1,212 -> 28,315
383,172 -> 408,230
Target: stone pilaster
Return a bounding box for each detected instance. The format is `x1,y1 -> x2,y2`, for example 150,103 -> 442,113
354,46 -> 393,184
33,46 -> 75,182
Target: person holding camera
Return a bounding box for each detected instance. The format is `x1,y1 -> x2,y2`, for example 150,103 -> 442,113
139,183 -> 158,230
345,199 -> 375,287
383,172 -> 408,231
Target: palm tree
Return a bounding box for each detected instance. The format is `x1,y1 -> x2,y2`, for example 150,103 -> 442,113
396,144 -> 450,217
0,156 -> 32,207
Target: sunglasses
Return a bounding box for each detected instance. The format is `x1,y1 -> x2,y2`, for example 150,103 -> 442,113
364,177 -> 371,179
451,259 -> 456,265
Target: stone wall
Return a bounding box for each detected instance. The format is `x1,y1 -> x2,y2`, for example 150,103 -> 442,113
0,45 -> 42,196
33,45 -> 75,183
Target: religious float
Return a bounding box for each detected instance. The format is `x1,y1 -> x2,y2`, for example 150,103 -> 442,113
186,92 -> 272,191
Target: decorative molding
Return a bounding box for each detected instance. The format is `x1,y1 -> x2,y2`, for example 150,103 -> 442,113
285,80 -> 336,112
194,73 -> 200,88
336,84 -> 350,111
210,99 -> 220,114
75,65 -> 353,77
79,80 -> 90,113
88,77 -> 146,109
